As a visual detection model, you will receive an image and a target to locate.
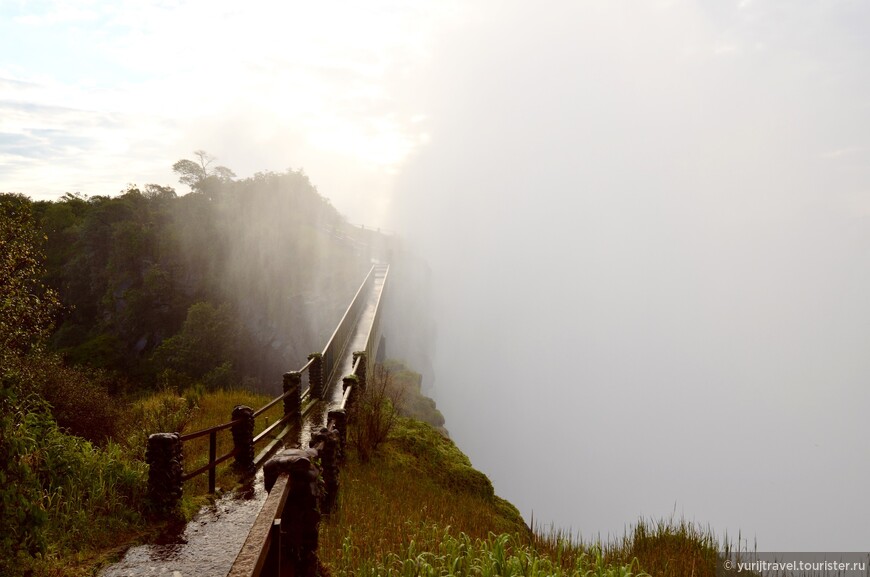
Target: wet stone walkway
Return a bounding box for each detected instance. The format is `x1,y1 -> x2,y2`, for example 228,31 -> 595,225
100,471 -> 269,577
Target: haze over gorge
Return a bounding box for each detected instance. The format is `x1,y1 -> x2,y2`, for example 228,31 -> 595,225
2,0 -> 869,564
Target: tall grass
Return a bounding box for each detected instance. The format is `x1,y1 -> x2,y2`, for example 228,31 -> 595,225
9,404 -> 147,577
125,386 -> 288,501
333,527 -> 649,577
532,517 -> 730,577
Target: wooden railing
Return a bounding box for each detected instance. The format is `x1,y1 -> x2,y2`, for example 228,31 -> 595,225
227,418 -> 341,577
321,265 -> 377,390
227,263 -> 390,577
145,264 -> 385,510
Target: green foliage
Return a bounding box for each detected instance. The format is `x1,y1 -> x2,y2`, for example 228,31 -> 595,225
172,150 -> 235,192
350,365 -> 401,461
388,418 -> 495,499
0,193 -> 145,575
25,164 -> 369,393
1,395 -> 145,576
0,194 -> 60,356
530,517 -> 733,577
382,359 -> 446,430
333,528 -> 649,577
30,353 -> 125,443
0,381 -> 48,570
151,302 -> 241,388
122,389 -> 193,460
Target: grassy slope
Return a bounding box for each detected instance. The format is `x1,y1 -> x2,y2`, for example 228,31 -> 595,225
317,362 -> 736,577
319,416 -> 733,577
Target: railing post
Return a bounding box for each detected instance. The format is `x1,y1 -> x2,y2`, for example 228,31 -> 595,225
352,351 -> 367,393
208,430 -> 217,494
283,371 -> 301,418
307,353 -> 324,398
310,427 -> 341,513
264,449 -> 323,577
327,409 -> 347,462
342,374 -> 359,410
146,432 -> 183,511
231,405 -> 255,473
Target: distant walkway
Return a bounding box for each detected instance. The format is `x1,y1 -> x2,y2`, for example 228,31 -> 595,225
300,263 -> 388,445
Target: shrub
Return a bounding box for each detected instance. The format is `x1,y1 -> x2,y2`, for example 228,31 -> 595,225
349,365 -> 403,461
26,354 -> 125,444
0,372 -> 146,576
381,359 -> 446,430
389,417 -> 495,499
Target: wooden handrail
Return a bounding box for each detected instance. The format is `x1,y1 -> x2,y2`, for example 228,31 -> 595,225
151,264 -> 388,500
181,446 -> 240,482
321,265 -> 376,388
227,473 -> 291,577
179,418 -> 246,442
252,413 -> 291,445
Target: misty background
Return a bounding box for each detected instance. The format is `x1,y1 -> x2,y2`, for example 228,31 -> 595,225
4,0 -> 870,553
390,1 -> 870,552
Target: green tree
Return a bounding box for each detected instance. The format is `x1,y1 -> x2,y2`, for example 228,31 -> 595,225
0,194 -> 60,355
151,301 -> 240,388
172,150 -> 235,192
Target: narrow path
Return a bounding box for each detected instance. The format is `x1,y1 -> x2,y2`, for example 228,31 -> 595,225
100,267 -> 388,577
299,264 -> 387,445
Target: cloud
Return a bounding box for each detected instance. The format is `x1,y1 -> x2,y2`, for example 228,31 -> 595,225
0,0 -> 463,224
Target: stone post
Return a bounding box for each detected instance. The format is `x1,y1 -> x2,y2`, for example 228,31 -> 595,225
307,353 -> 324,398
146,432 -> 183,511
283,371 -> 301,418
327,409 -> 348,462
231,405 -> 255,473
264,449 -> 323,577
310,427 -> 341,514
352,351 -> 367,393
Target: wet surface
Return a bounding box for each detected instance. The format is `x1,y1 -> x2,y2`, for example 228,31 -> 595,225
101,267 -> 388,577
101,471 -> 269,577
300,266 -> 386,446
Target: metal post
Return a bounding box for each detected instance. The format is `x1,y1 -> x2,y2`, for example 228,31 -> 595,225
209,430 -> 217,494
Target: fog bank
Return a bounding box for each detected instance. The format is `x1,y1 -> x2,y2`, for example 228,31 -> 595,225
390,1 -> 870,550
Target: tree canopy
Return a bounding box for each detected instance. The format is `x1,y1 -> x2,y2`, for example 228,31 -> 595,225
172,150 -> 236,192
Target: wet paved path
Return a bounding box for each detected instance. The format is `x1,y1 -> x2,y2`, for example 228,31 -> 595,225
100,268 -> 387,577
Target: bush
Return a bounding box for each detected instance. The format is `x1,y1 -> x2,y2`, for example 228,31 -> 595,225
0,379 -> 48,571
0,372 -> 145,576
349,365 -> 403,461
27,354 -> 125,444
381,359 -> 446,430
389,417 -> 495,499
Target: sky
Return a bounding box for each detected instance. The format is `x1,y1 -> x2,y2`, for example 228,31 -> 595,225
4,0 -> 870,552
